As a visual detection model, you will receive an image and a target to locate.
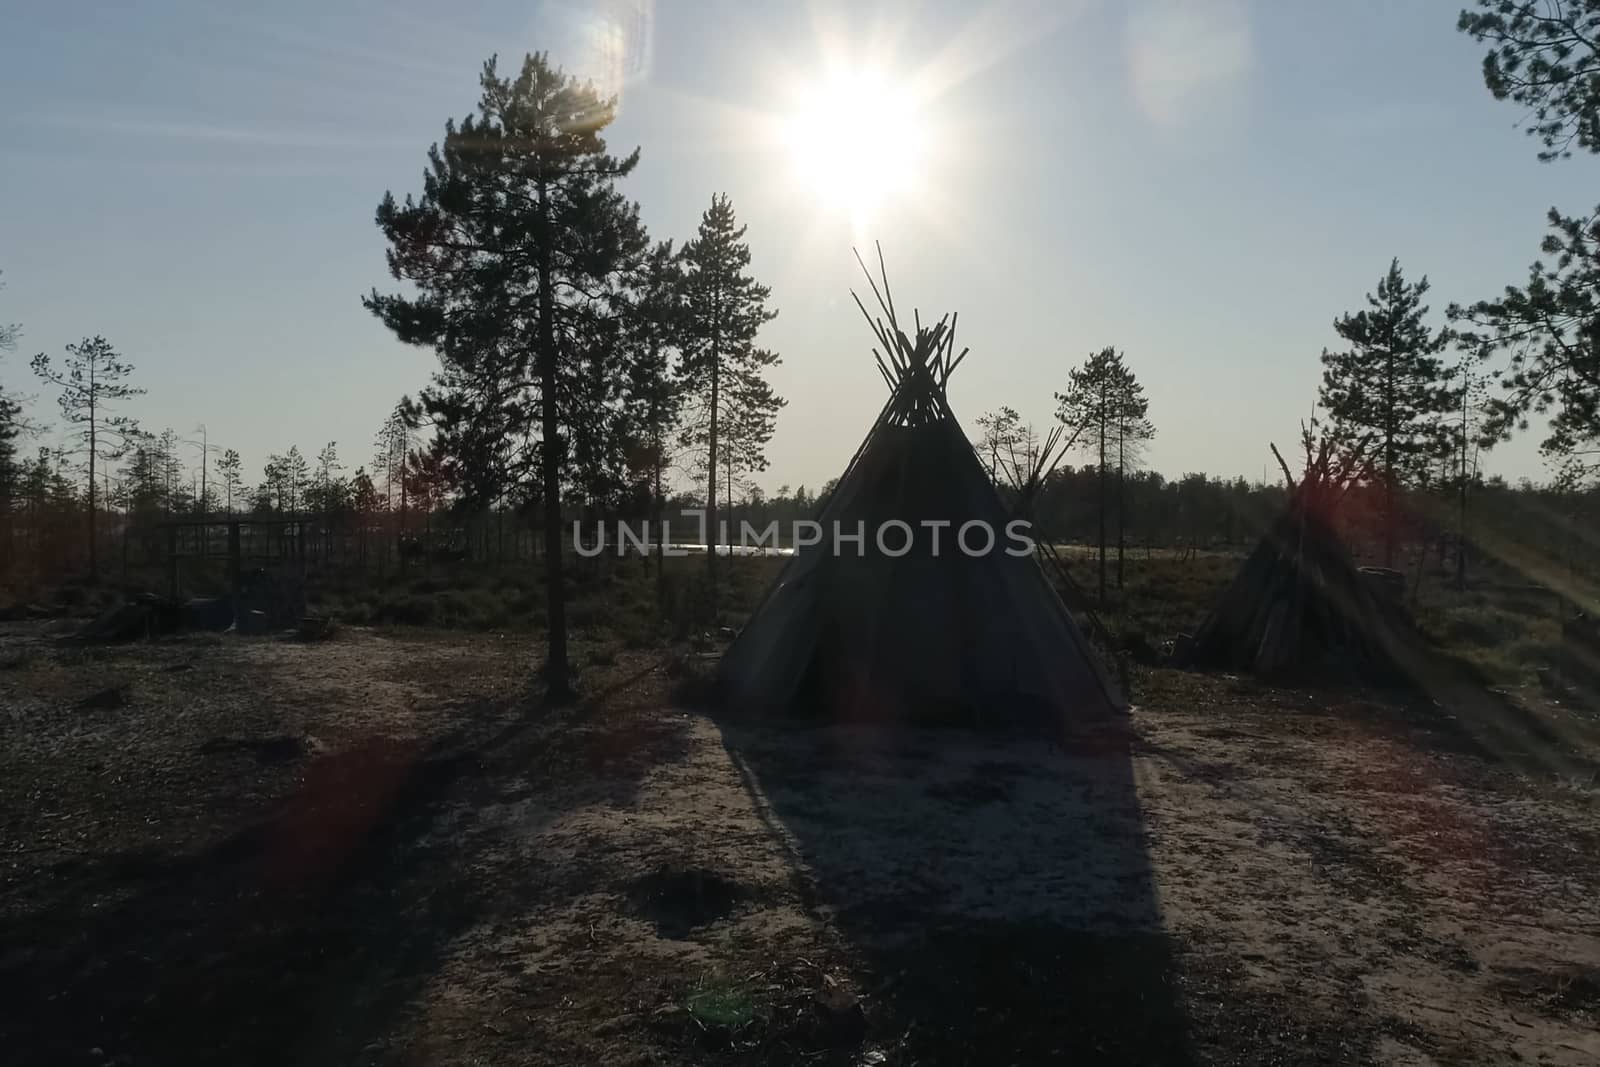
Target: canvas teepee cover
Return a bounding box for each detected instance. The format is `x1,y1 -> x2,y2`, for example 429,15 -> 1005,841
718,251 -> 1124,726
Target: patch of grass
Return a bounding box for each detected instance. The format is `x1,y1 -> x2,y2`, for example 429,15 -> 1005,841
686,984 -> 758,1030
1416,576 -> 1567,684
1435,607 -> 1527,649
1071,551 -> 1241,646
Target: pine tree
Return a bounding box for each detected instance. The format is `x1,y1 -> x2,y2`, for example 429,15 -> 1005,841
0,383 -> 22,569
714,353 -> 783,522
366,53 -> 646,699
1458,1 -> 1600,161
311,442 -> 346,513
1451,208 -> 1600,485
188,424 -> 216,515
678,194 -> 780,603
1455,5 -> 1600,487
1319,259 -> 1457,566
153,428 -> 184,513
1056,347 -> 1140,604
1111,367 -> 1155,589
283,446 -> 309,513
0,271 -> 19,356
121,443 -> 164,519
0,273 -> 24,571
260,454 -> 288,514
351,466 -> 379,564
624,240 -> 685,585
217,448 -> 242,514
372,401 -> 419,558
350,467 -> 378,519
565,314 -> 633,517
30,336 -> 144,580
975,406 -> 1024,483
1442,359 -> 1492,588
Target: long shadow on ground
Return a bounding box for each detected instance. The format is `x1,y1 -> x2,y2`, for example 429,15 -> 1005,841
0,665 -> 680,1067
718,715 -> 1193,1065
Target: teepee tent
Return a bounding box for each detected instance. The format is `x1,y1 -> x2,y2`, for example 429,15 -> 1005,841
1180,428 -> 1410,678
718,249 -> 1124,726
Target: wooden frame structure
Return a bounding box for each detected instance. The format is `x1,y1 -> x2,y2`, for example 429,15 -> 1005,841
148,514 -> 319,605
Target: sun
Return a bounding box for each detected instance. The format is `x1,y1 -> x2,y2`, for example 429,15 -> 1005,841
782,67 -> 929,220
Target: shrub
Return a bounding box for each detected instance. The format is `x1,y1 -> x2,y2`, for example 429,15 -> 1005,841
1438,608 -> 1525,649
371,595 -> 436,626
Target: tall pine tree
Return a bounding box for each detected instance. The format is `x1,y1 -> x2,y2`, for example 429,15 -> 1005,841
678,194 -> 780,604
623,240 -> 685,594
1451,209 -> 1600,483
0,271 -> 24,571
1319,259 -> 1456,566
1458,1 -> 1600,161
714,352 -> 784,521
975,406 -> 1024,483
1455,4 -> 1600,485
1111,365 -> 1155,589
365,53 -> 646,699
216,448 -> 242,514
1056,347 -> 1142,604
31,336 -> 143,580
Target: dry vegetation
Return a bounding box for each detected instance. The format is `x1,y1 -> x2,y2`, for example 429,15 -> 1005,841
2,551 -> 1598,1065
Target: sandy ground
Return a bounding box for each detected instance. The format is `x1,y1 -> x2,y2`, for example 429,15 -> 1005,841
2,623 -> 1597,1065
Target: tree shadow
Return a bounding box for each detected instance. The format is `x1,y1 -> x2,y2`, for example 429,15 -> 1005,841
717,716 -> 1196,1064
0,663 -> 683,1066
1389,635 -> 1600,782
1181,613 -> 1599,784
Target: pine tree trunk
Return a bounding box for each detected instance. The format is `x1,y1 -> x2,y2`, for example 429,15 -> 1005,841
1097,405 -> 1107,607
707,329 -> 720,609
87,363 -> 98,581
1456,395 -> 1469,591
1116,421 -> 1126,589
1383,466 -> 1396,568
1383,350 -> 1397,568
654,446 -> 666,609
536,178 -> 571,699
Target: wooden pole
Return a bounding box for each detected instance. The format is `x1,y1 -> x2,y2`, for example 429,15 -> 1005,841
166,525 -> 179,601
228,521 -> 242,626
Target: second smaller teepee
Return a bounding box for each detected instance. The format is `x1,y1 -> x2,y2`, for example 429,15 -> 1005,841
1181,429 -> 1409,678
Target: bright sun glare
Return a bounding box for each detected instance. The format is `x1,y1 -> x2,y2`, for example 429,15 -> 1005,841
783,69 -> 928,219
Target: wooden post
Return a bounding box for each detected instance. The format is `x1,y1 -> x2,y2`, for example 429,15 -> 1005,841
228,522 -> 242,626
166,525 -> 179,601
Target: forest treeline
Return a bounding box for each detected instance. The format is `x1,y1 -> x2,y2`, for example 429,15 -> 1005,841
4,6 -> 1600,694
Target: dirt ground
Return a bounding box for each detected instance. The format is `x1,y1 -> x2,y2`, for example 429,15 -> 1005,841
2,623 -> 1597,1065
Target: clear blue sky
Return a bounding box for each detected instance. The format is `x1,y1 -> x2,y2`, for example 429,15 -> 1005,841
2,0 -> 1593,494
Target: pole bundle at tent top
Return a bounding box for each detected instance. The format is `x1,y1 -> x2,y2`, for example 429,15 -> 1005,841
1271,422 -> 1380,514
850,242 -> 970,427
1002,422 -> 1081,514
